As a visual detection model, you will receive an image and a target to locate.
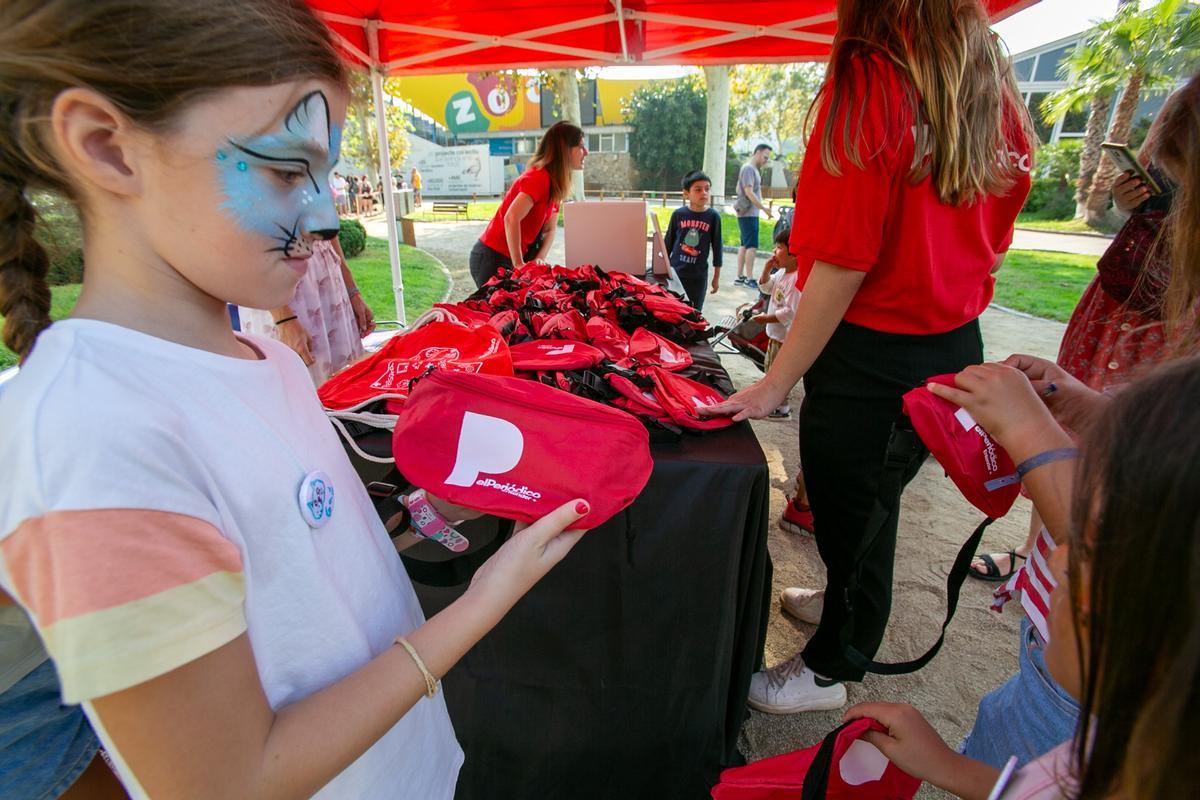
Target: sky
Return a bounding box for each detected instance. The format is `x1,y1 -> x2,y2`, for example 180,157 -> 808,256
596,0 -> 1132,80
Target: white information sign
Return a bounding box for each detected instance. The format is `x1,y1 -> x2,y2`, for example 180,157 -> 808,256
413,144 -> 497,196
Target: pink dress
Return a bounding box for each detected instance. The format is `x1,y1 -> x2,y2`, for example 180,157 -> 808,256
239,240 -> 364,386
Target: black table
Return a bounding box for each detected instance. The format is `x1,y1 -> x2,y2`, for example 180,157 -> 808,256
344,346 -> 771,799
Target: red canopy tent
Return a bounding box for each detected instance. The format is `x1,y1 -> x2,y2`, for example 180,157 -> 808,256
307,0 -> 1040,321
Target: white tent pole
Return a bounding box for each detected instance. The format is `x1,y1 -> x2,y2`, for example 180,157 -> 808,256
367,21 -> 405,326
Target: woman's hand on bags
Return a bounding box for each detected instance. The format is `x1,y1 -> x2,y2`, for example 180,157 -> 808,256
1003,354 -> 1109,434
276,318 -> 315,366
699,377 -> 789,421
467,499 -> 589,610
926,363 -> 1062,459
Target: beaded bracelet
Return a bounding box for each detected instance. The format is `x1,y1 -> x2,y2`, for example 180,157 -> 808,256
395,635 -> 438,699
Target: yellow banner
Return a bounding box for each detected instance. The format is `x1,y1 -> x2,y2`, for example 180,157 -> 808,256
394,74 -> 645,134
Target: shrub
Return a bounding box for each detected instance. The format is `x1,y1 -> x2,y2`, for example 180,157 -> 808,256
46,248 -> 84,286
31,193 -> 85,285
1022,177 -> 1075,220
338,217 -> 366,258
1035,139 -> 1083,182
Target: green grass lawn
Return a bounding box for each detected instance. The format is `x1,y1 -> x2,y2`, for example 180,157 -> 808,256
0,238 -> 447,370
349,238 -> 448,322
993,249 -> 1096,322
648,205 -> 783,249
1014,214 -> 1109,235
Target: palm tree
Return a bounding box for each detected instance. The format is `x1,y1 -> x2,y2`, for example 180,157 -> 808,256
1043,0 -> 1200,228
1042,52 -> 1114,220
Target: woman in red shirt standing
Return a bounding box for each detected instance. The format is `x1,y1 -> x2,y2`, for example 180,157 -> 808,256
706,0 -> 1034,712
470,121 -> 587,286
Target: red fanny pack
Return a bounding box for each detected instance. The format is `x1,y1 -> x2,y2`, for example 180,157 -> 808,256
392,370 -> 653,528
318,322 -> 513,414
712,719 -> 920,800
585,316 -> 630,360
648,368 -> 734,431
509,339 -> 606,372
626,328 -> 693,372
902,374 -> 1020,519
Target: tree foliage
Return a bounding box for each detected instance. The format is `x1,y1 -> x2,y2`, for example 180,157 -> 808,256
340,73 -> 412,183
622,77 -> 708,190
1043,0 -> 1200,224
729,63 -> 826,156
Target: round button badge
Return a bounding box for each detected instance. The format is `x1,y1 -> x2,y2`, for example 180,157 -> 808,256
298,470 -> 335,528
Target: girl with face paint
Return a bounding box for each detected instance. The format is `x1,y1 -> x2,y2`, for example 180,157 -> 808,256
0,2 -> 590,798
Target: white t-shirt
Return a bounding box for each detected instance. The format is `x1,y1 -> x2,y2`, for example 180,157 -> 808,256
760,269 -> 802,342
332,174 -> 348,196
0,319 -> 461,799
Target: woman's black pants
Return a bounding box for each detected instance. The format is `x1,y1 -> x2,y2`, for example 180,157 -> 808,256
469,238 -> 542,288
799,319 -> 984,682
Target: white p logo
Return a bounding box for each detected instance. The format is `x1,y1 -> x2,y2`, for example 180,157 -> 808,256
445,411 -> 525,487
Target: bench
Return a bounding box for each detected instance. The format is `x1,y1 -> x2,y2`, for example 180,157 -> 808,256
431,201 -> 469,220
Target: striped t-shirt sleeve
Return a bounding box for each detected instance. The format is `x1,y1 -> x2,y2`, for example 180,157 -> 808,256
0,509 -> 246,704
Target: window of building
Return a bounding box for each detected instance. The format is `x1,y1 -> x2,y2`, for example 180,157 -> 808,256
1059,104 -> 1089,137
1013,57 -> 1035,82
539,79 -> 598,127
1027,92 -> 1056,143
586,132 -> 629,153
1033,44 -> 1074,82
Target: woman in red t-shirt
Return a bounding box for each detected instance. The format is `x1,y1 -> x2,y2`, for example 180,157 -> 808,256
470,121 -> 588,286
706,0 -> 1034,711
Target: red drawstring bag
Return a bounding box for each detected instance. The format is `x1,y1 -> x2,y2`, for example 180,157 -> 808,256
640,293 -> 706,327
648,368 -> 734,431
901,374 -> 1020,519
712,719 -> 920,800
536,310 -> 588,340
625,328 -> 693,372
318,322 -> 513,414
392,370 -> 653,528
433,303 -> 492,326
605,372 -> 672,423
585,316 -> 631,360
509,339 -> 606,372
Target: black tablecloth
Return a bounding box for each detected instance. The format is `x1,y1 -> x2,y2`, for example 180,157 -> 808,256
343,345 -> 771,799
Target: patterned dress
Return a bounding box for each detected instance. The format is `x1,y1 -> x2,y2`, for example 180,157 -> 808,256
239,239 -> 364,385
1056,182 -> 1173,391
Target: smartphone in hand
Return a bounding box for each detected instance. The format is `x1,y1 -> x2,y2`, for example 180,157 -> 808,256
1100,142 -> 1162,195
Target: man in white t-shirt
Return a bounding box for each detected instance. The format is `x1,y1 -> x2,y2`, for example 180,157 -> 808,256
732,144 -> 774,289
332,172 -> 350,216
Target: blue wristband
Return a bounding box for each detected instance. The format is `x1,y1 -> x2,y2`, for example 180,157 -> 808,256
1015,447 -> 1079,479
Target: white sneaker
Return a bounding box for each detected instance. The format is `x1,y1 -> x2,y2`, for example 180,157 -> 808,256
780,587 -> 824,624
747,652 -> 847,714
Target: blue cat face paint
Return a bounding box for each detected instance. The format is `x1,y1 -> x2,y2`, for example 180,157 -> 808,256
217,90 -> 341,260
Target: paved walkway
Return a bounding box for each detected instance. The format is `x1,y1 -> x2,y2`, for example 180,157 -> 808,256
1011,228 -> 1111,256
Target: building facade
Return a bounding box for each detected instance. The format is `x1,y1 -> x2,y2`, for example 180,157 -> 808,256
395,73 -> 646,193
1012,33 -> 1179,145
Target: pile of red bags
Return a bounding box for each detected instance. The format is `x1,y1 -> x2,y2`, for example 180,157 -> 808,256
320,263 -> 733,433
